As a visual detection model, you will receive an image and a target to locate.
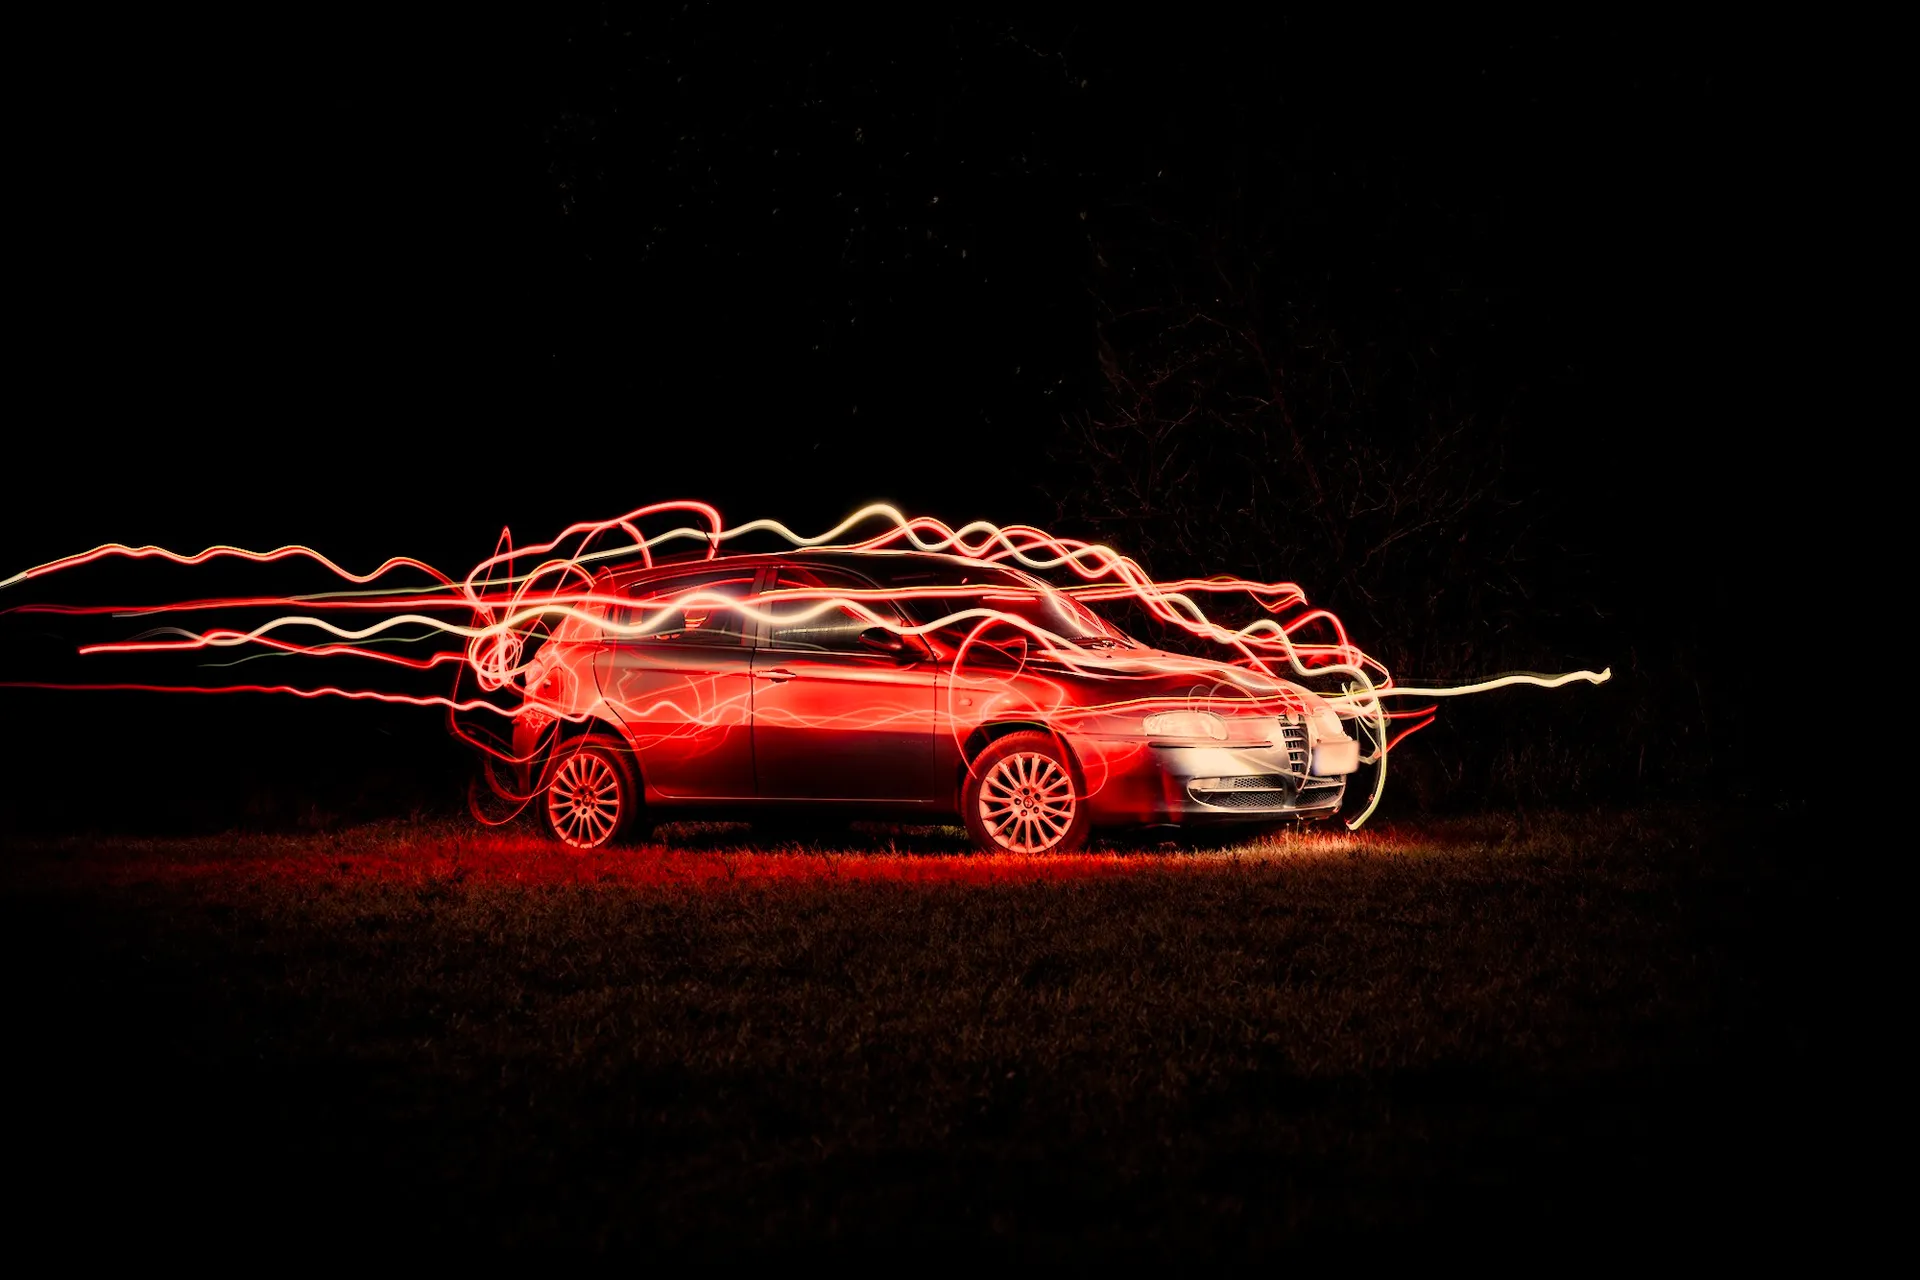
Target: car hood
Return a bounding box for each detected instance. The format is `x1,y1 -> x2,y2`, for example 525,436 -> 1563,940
1011,643 -> 1338,716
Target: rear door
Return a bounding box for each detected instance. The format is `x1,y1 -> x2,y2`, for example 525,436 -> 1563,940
592,566 -> 758,799
749,565 -> 940,803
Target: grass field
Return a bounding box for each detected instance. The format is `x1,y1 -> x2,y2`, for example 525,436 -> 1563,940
1,809 -> 1834,1257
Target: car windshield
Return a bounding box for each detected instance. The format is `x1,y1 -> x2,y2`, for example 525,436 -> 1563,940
879,563 -> 1134,647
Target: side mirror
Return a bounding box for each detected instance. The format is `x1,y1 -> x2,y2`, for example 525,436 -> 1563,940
858,627 -> 915,659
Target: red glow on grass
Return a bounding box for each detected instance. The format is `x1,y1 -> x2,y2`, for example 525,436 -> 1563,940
49,823 -> 1387,894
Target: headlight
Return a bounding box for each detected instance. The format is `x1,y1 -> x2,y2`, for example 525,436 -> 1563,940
1308,705 -> 1347,741
1143,711 -> 1228,741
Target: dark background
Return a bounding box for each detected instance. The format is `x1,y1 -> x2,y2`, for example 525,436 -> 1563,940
5,10 -> 1799,830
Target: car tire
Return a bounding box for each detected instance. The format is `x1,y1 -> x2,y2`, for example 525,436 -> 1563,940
467,758 -> 530,827
540,735 -> 641,849
963,730 -> 1091,855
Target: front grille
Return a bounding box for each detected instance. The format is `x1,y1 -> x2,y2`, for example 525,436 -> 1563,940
1187,773 -> 1293,810
1194,788 -> 1292,810
1278,717 -> 1309,778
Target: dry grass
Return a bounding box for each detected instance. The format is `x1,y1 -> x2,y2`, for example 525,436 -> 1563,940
1,809 -> 1832,1257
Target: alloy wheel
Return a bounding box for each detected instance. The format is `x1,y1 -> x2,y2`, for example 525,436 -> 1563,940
546,750 -> 623,848
977,751 -> 1077,853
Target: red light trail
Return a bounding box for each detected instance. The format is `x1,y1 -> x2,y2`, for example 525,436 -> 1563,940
0,502 -> 1608,831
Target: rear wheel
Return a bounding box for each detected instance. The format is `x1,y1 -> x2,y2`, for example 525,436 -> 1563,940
468,755 -> 532,827
963,731 -> 1090,855
541,737 -> 638,849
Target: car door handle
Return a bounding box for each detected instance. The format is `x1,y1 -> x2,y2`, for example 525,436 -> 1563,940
756,668 -> 796,682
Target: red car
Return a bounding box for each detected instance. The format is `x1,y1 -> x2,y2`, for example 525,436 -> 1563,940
495,550 -> 1360,852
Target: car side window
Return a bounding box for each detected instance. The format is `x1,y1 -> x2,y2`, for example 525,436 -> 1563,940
608,569 -> 756,645
765,568 -> 897,652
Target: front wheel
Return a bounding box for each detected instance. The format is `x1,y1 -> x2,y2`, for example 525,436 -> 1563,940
963,731 -> 1090,855
541,738 -> 638,849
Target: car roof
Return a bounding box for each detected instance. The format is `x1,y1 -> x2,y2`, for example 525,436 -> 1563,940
602,547 -> 1033,588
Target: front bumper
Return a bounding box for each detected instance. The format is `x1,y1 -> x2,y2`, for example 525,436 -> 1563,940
1072,735 -> 1348,826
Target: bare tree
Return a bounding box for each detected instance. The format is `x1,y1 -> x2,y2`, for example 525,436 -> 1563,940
1051,203 -> 1539,688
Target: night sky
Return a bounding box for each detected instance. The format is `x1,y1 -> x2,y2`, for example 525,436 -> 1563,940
7,11 -> 1791,818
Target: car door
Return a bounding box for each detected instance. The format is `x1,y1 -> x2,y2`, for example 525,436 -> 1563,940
591,566 -> 758,800
750,565 -> 940,803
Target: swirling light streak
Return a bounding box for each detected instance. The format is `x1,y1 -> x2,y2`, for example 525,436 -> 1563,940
0,680 -> 517,713
0,502 -> 1608,832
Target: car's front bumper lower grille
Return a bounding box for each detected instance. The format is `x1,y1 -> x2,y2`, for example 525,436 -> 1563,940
1187,774 -> 1292,808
